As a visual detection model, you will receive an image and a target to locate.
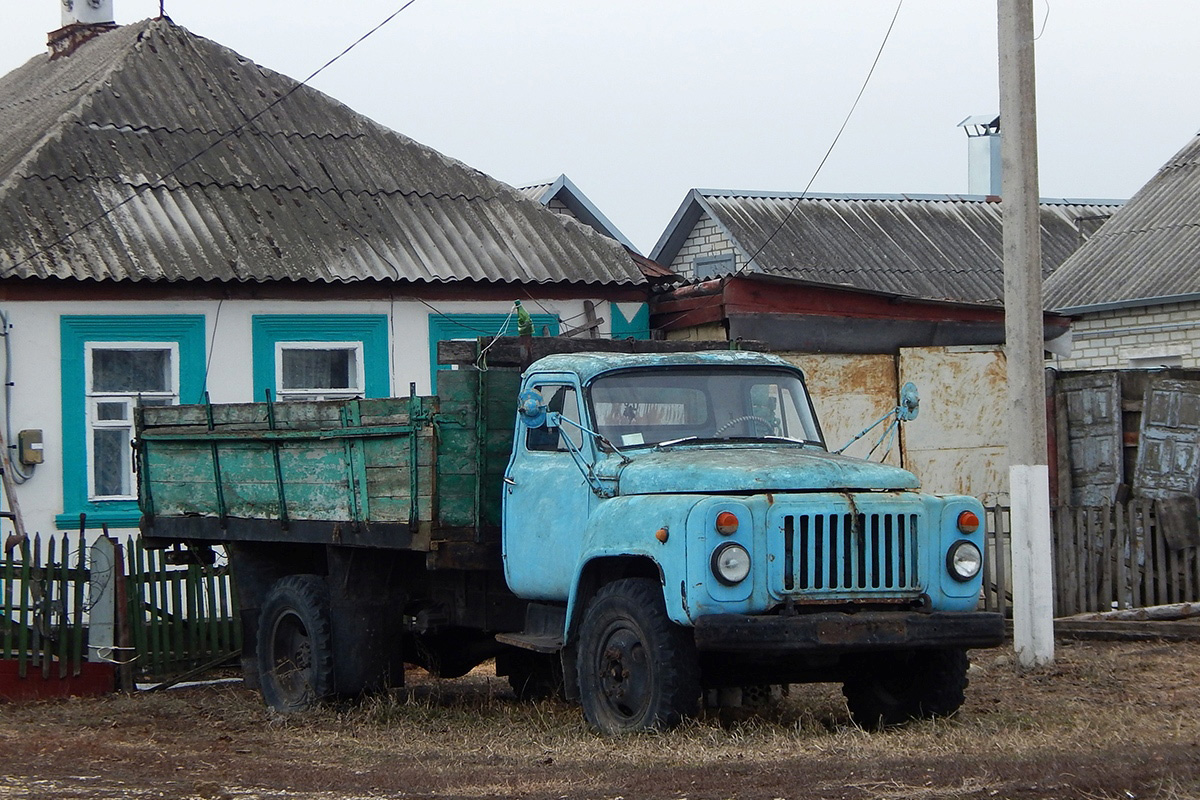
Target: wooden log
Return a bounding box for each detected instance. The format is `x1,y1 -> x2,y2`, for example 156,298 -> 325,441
1064,601 -> 1200,622
1054,619 -> 1200,642
436,336 -> 769,367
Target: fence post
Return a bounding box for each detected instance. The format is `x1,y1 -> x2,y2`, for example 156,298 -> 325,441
113,537 -> 135,693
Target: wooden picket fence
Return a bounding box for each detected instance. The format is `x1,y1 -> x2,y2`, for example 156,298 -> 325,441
0,534 -> 240,685
0,533 -> 89,680
983,501 -> 1200,617
122,537 -> 241,680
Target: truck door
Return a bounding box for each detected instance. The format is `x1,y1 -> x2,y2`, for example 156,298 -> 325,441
503,378 -> 593,601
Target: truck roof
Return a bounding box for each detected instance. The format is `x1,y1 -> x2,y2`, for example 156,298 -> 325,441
525,349 -> 799,384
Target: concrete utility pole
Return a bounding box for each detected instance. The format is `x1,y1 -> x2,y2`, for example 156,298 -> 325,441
999,0 -> 1055,667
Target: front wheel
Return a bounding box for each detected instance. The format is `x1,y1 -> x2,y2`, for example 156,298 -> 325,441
257,574 -> 335,713
577,578 -> 700,735
842,648 -> 969,728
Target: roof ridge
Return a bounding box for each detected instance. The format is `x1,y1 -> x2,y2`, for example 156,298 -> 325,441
694,189 -> 1124,206
0,21 -> 156,200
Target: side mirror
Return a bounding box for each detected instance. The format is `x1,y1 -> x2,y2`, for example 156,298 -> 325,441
898,382 -> 920,422
517,390 -> 547,428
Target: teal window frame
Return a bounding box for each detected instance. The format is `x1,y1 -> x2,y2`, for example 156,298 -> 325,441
252,315 -> 390,401
58,315 -> 206,531
428,313 -> 558,392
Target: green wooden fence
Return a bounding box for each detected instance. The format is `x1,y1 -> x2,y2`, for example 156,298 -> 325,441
1,534 -> 240,685
122,537 -> 241,680
0,533 -> 88,679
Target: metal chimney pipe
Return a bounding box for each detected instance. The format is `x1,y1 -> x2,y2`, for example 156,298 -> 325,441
62,0 -> 116,27
958,115 -> 1002,196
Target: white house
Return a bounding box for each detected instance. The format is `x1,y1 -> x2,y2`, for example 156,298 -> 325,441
0,14 -> 654,541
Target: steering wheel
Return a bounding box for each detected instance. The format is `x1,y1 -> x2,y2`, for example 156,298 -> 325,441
713,415 -> 774,436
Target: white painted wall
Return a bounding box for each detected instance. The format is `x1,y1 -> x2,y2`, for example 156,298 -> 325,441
0,295 -> 605,540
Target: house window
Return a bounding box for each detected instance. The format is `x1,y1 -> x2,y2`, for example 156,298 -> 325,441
252,315 -> 389,401
86,344 -> 179,499
693,254 -> 735,280
59,315 -> 206,531
275,341 -> 364,401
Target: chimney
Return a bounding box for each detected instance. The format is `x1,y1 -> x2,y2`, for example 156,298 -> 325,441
49,1 -> 117,58
61,0 -> 115,26
957,114 -> 1002,197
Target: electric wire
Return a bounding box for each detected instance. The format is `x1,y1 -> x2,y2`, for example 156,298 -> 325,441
658,0 -> 906,333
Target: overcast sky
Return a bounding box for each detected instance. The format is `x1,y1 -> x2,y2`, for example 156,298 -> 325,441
4,1 -> 1200,254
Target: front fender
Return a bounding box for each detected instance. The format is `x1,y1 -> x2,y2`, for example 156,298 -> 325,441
562,494 -> 706,640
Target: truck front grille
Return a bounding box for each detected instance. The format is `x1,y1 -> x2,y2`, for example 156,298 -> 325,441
778,511 -> 920,596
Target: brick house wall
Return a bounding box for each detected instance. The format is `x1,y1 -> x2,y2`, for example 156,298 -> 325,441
1054,299 -> 1200,371
664,213 -> 744,280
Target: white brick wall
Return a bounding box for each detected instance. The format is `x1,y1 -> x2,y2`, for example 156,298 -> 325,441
666,213 -> 743,279
547,198 -> 575,219
1054,299 -> 1200,371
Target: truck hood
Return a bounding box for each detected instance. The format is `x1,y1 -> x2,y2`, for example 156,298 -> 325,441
601,445 -> 921,495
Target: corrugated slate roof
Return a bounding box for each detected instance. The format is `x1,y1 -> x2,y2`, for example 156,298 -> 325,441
1044,132 -> 1200,312
517,174 -> 638,253
0,19 -> 645,286
651,190 -> 1120,306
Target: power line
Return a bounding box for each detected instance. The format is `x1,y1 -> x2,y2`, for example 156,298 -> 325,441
739,0 -> 905,273
658,0 -> 906,333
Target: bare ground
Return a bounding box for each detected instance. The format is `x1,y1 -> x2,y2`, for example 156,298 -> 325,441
2,639 -> 1199,800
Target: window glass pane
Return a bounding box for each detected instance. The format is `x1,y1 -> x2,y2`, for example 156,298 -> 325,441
93,428 -> 130,496
281,348 -> 356,390
92,349 -> 170,392
139,397 -> 172,407
96,401 -> 128,421
527,385 -> 582,451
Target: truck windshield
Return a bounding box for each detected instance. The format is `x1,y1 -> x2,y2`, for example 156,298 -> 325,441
589,367 -> 823,449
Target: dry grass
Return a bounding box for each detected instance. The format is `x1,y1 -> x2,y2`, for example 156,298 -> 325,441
2,640 -> 1200,799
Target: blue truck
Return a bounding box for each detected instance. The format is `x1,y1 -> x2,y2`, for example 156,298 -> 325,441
136,337 -> 1003,734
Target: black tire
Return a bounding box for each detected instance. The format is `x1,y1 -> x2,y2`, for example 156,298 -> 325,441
842,648 -> 969,729
577,578 -> 701,735
504,651 -> 565,702
257,574 -> 334,713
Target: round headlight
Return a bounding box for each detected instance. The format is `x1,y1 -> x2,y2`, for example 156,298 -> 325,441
946,540 -> 983,582
711,542 -> 751,585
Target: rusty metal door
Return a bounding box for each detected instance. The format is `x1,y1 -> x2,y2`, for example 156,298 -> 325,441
898,346 -> 1009,502
777,353 -> 900,465
1133,378 -> 1200,499
1058,372 -> 1122,506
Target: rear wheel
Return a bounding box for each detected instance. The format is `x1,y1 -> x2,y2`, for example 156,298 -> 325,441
577,578 -> 700,734
842,648 -> 969,728
257,575 -> 334,713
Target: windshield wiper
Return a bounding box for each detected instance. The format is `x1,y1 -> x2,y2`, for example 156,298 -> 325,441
654,436 -> 699,448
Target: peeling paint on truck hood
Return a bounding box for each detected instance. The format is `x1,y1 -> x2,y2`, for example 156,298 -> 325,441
602,445 -> 921,495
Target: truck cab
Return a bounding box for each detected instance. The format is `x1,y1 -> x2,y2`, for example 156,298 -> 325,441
503,351 -> 1002,733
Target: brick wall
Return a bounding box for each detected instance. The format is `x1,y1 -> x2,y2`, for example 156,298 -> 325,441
665,213 -> 743,280
547,198 -> 575,219
1054,299 -> 1200,371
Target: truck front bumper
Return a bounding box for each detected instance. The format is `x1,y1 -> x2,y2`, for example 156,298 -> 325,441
693,610 -> 1005,654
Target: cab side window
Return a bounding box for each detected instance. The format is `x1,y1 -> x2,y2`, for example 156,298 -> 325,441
526,385 -> 583,452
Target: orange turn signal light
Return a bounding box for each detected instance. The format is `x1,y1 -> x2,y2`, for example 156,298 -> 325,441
716,511 -> 739,535
957,510 -> 980,534
655,527 -> 669,543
